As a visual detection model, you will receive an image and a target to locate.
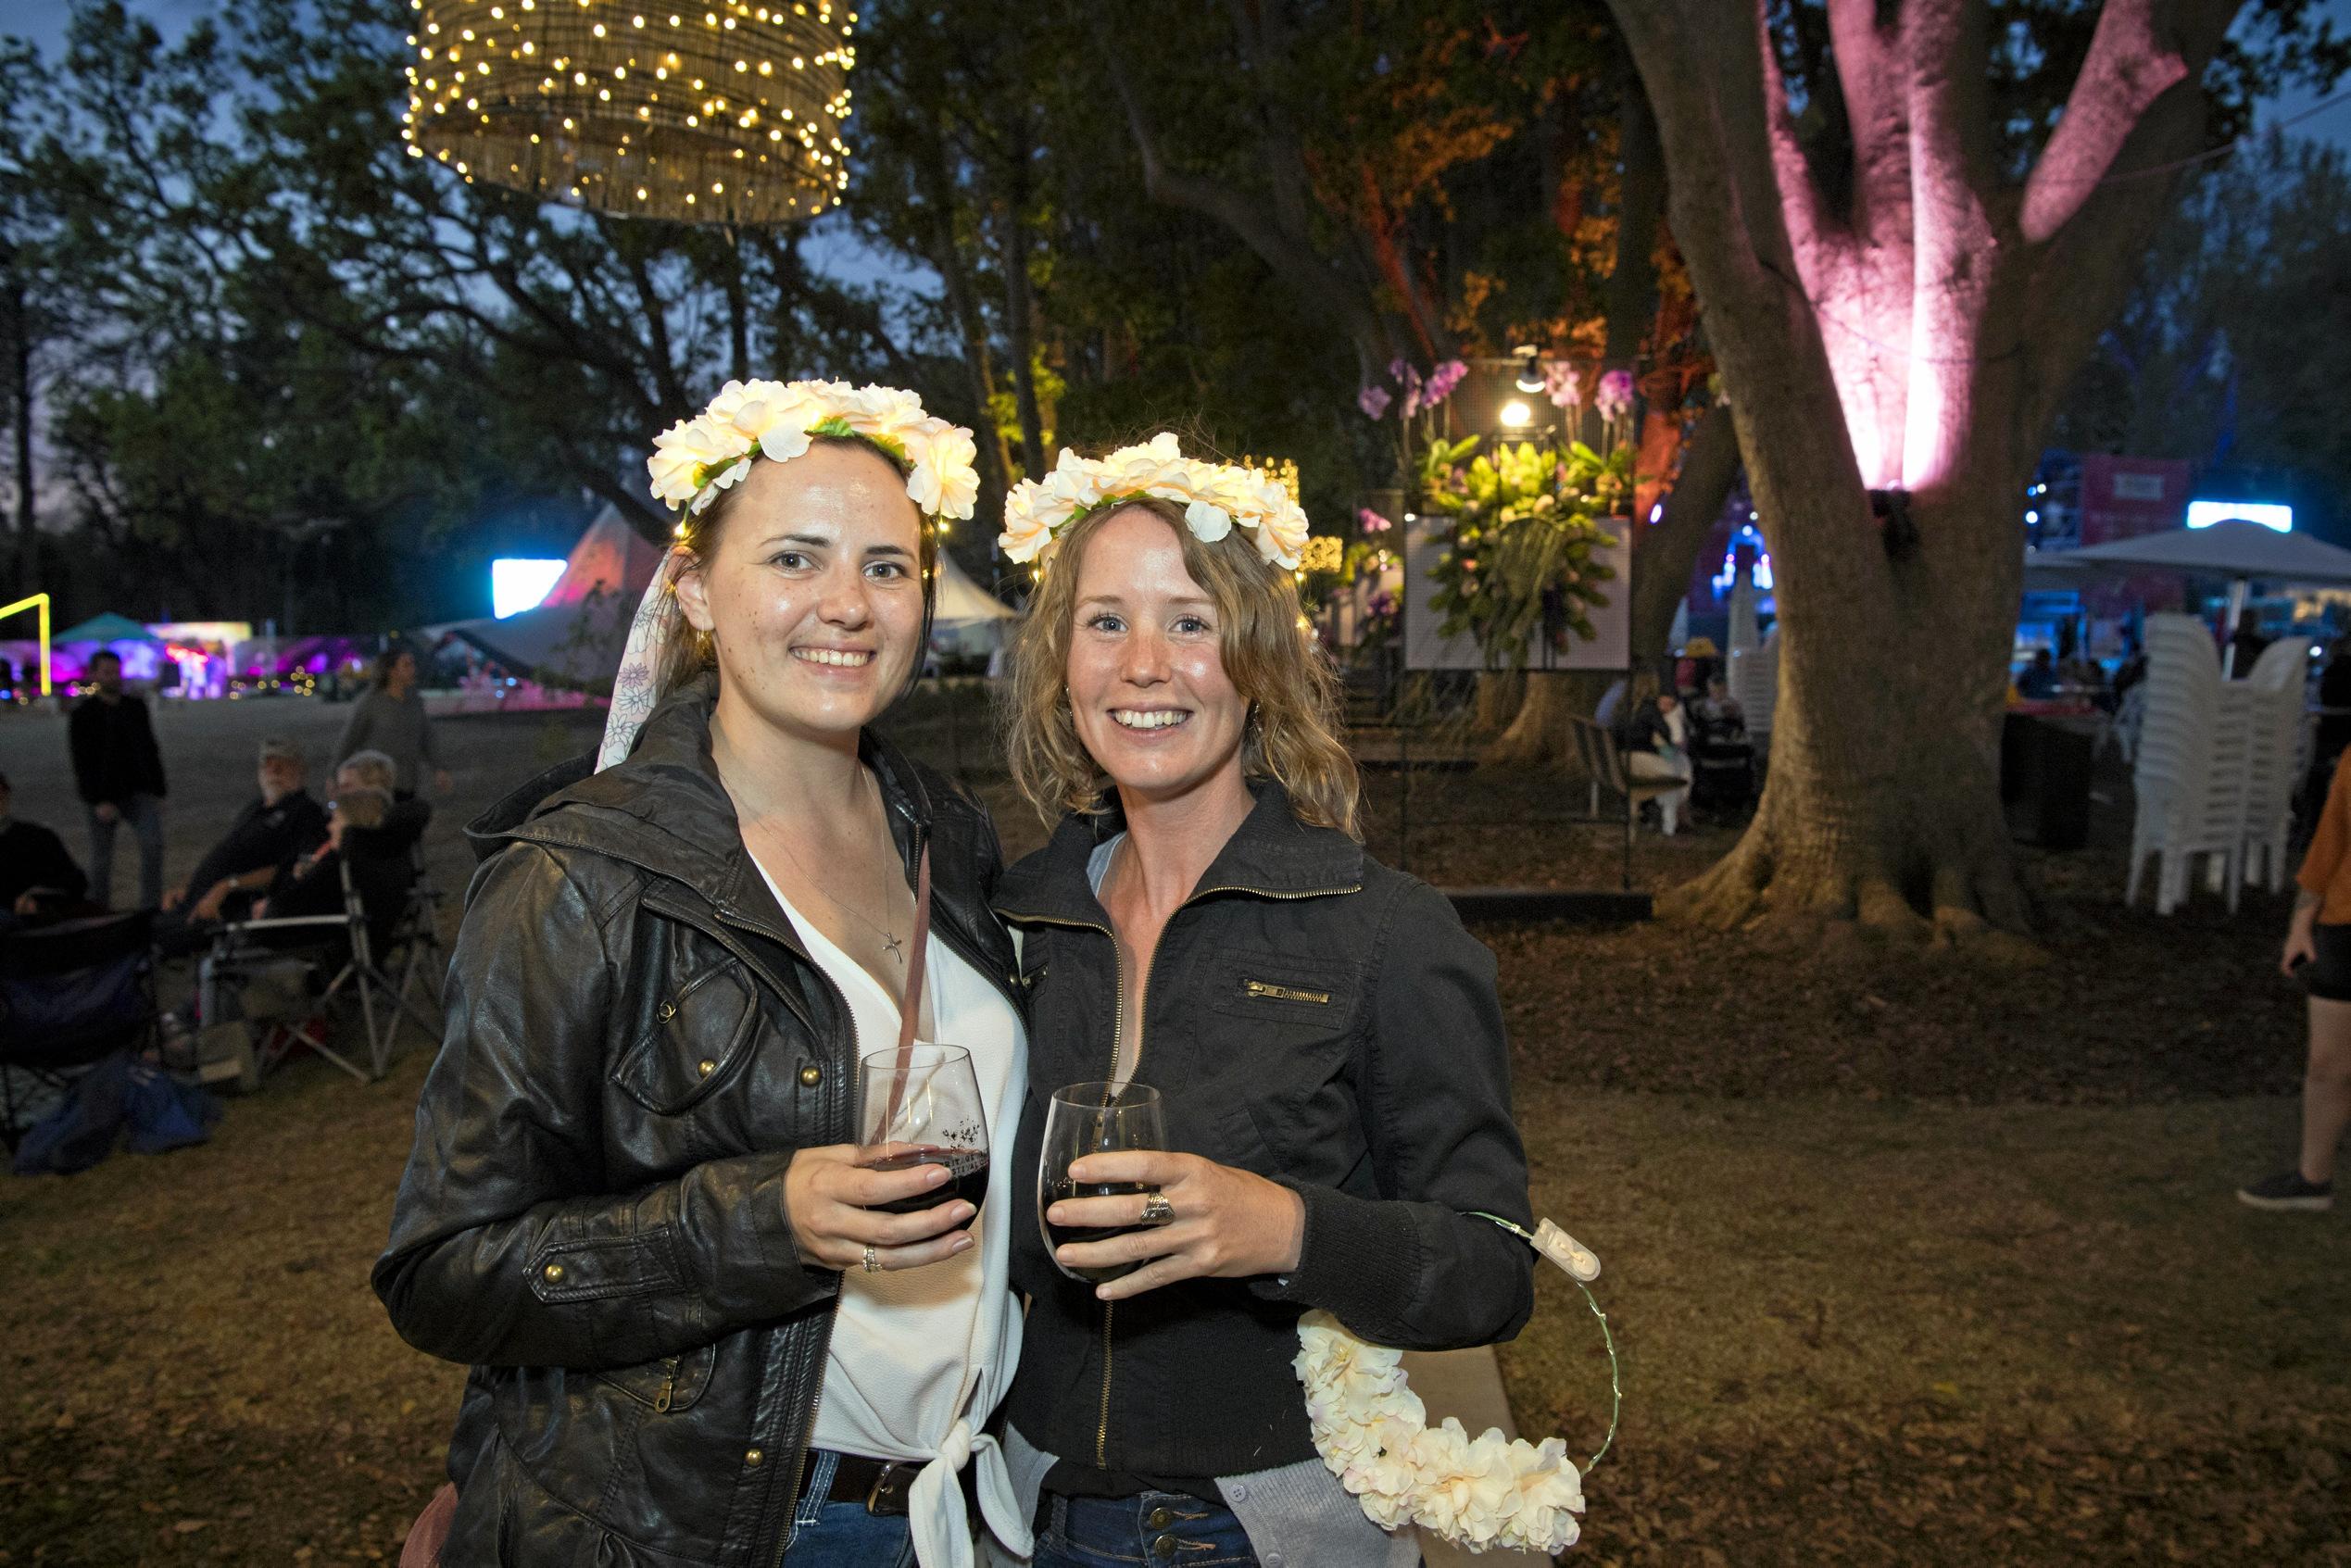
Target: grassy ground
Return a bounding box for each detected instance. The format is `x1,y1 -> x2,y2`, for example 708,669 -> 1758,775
0,696 -> 2340,1564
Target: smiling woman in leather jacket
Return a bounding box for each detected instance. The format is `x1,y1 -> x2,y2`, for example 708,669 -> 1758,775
987,445 -> 1535,1568
373,385 -> 1029,1568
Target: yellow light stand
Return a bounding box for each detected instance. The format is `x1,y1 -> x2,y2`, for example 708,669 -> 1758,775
0,592 -> 52,696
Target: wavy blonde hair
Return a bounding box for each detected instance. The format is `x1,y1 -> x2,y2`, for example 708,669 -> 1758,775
1003,496 -> 1359,837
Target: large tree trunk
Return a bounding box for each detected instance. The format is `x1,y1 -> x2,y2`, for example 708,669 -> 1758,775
6,255 -> 30,585
1607,0 -> 2236,941
1671,400 -> 2033,936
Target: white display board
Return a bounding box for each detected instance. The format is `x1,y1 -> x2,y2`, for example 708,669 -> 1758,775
1402,514 -> 1630,672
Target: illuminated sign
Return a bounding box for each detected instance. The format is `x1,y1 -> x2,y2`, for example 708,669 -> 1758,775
2186,500 -> 2293,533
491,558 -> 567,619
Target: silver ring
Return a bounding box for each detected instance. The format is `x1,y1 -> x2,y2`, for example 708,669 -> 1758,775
1140,1191 -> 1175,1224
861,1244 -> 881,1273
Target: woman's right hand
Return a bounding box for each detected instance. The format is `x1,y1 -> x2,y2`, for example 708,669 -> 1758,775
782,1144 -> 975,1273
2282,921 -> 2319,978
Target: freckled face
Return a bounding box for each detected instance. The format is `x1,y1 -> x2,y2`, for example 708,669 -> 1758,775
1064,507 -> 1248,807
676,442 -> 925,745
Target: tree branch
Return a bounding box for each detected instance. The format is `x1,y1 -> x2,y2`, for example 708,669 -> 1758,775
1095,27 -> 1393,379
2019,0 -> 2194,243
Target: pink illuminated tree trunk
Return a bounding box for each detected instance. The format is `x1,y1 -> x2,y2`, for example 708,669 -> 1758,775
1602,0 -> 2243,937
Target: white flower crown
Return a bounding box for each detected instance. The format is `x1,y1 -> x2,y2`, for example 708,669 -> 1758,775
997,433 -> 1311,571
646,378 -> 980,523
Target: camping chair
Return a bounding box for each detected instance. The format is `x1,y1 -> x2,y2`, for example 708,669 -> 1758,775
0,911 -> 159,1151
204,820 -> 437,1084
1569,717 -> 1677,830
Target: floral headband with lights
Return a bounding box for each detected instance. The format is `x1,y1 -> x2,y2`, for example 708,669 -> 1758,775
998,433 -> 1311,571
597,379 -> 977,771
646,377 -> 980,523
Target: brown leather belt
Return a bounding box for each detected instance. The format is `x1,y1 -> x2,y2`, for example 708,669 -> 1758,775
821,1452 -> 977,1518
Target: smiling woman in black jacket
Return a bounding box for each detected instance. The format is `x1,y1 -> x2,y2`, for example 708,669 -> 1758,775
988,442 -> 1534,1568
373,385 -> 1027,1568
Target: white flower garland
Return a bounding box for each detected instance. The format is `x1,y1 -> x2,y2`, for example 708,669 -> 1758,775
646,378 -> 980,522
1294,1220 -> 1615,1556
1294,1312 -> 1586,1556
997,432 -> 1311,571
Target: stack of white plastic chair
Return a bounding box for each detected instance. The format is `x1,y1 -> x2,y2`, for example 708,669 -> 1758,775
2239,636 -> 2312,893
2127,614 -> 2241,913
1728,628 -> 1779,751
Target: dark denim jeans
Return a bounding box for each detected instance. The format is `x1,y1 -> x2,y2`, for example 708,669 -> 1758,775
780,1449 -> 915,1568
88,793 -> 164,911
1031,1490 -> 1258,1568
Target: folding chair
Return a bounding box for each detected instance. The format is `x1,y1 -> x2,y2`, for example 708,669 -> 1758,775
0,912 -> 159,1150
205,830 -> 438,1084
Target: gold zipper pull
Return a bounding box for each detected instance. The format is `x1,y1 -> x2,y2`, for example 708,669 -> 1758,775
1244,978 -> 1331,1005
654,1355 -> 679,1413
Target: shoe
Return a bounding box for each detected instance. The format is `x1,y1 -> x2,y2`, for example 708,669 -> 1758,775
2237,1171 -> 2335,1211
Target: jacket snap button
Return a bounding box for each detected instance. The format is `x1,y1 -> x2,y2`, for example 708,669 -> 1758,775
744,1447 -> 764,1468
1228,1482 -> 1248,1502
1150,1535 -> 1176,1560
542,1262 -> 565,1284
1147,1506 -> 1173,1528
697,1059 -> 716,1078
658,1000 -> 677,1021
798,1063 -> 823,1087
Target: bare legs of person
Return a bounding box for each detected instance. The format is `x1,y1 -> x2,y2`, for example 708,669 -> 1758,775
2240,993 -> 2351,1211
2299,996 -> 2351,1185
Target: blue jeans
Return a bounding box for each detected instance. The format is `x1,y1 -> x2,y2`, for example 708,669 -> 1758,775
88,793 -> 164,911
780,1449 -> 914,1568
1031,1490 -> 1258,1568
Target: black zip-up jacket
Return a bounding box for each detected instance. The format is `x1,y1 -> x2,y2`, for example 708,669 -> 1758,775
371,678 -> 1020,1566
993,782 -> 1534,1483
68,692 -> 167,805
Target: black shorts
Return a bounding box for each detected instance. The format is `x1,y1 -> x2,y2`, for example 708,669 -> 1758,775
2304,922 -> 2351,1002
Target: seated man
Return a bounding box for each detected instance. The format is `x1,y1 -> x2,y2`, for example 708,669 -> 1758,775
198,789 -> 405,1035
164,737 -> 329,923
0,769 -> 94,925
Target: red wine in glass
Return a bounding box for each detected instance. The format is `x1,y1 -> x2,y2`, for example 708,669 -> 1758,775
1043,1177 -> 1151,1283
865,1146 -> 991,1216
858,1045 -> 989,1223
1037,1082 -> 1165,1285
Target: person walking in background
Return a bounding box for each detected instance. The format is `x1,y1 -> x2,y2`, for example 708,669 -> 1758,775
2241,748 -> 2351,1212
335,646 -> 451,800
68,649 -> 168,910
0,769 -> 91,923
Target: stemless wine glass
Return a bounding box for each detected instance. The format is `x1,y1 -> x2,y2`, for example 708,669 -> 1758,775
1037,1081 -> 1166,1284
857,1045 -> 990,1219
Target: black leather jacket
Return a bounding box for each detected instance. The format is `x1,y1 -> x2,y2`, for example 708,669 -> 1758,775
994,782 -> 1534,1483
372,680 -> 1020,1566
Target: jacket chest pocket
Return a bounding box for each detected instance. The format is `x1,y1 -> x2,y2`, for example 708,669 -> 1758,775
592,1341 -> 718,1413
611,964 -> 763,1115
1198,946 -> 1358,1036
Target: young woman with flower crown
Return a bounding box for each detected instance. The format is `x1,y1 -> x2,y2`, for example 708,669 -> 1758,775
986,437 -> 1538,1566
374,382 -> 1035,1568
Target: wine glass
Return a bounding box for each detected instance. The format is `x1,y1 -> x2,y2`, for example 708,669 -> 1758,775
857,1045 -> 989,1219
1037,1081 -> 1165,1284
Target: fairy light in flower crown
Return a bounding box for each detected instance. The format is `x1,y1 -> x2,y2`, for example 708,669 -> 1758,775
403,0 -> 856,224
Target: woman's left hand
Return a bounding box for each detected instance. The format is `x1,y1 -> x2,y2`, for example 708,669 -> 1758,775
1048,1152 -> 1306,1302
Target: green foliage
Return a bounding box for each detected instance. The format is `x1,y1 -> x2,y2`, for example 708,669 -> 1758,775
1420,433 -> 1626,670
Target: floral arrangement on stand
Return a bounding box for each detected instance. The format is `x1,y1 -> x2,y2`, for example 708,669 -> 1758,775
1420,433 -> 1628,670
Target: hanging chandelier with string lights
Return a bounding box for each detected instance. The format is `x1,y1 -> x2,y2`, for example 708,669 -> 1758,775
402,0 -> 855,224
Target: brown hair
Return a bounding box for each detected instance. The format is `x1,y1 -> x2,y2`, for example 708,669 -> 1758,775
1002,496 -> 1360,837
657,433 -> 938,697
